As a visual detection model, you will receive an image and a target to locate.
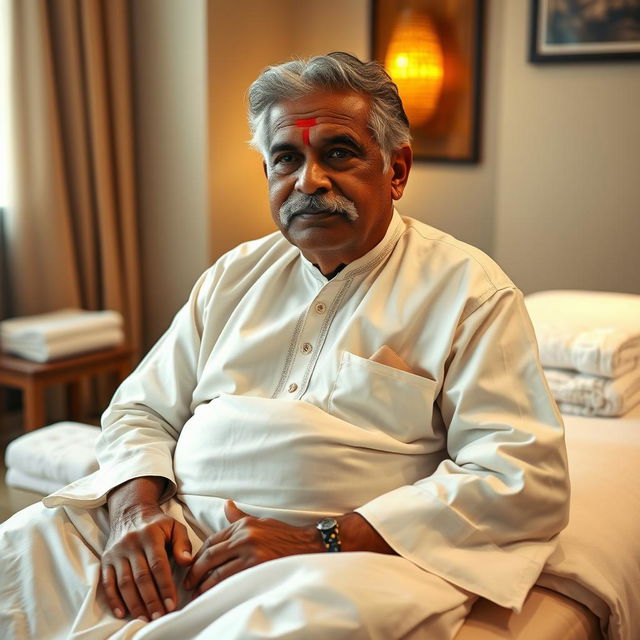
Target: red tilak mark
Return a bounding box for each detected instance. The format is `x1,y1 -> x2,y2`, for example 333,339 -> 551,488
295,118 -> 317,146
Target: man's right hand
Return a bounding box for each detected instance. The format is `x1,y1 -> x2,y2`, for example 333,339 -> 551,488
101,477 -> 193,622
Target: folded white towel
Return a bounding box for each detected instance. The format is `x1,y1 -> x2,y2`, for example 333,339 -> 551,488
525,290 -> 640,378
1,309 -> 124,362
5,327 -> 125,362
5,422 -> 100,485
1,309 -> 123,341
5,468 -> 67,495
545,367 -> 640,417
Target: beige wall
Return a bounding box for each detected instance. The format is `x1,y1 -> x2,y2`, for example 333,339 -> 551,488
132,0 -> 209,347
207,0 -> 291,261
493,1 -> 640,294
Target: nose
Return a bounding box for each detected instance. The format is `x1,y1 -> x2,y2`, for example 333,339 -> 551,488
295,158 -> 331,194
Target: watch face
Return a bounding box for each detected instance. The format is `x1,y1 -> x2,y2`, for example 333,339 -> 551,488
317,517 -> 337,531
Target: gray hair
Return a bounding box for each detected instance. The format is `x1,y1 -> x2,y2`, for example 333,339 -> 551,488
247,52 -> 411,169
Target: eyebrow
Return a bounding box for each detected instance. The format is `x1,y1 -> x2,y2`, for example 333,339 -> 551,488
269,134 -> 364,158
325,134 -> 363,154
269,142 -> 298,157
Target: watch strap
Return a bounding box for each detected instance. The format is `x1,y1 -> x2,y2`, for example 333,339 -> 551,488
317,517 -> 341,552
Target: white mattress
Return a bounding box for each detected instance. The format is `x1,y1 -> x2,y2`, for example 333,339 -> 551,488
535,407 -> 640,640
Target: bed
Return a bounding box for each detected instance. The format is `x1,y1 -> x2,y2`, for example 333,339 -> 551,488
454,403 -> 640,640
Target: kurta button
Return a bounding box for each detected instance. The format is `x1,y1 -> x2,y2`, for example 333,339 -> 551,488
315,302 -> 326,314
301,343 -> 313,354
288,383 -> 298,393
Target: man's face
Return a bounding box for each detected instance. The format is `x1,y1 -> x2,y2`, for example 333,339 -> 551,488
264,90 -> 410,275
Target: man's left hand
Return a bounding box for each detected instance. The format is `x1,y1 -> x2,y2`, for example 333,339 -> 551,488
183,501 -> 323,596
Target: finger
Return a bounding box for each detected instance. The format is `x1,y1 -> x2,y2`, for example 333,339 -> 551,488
183,538 -> 234,590
129,551 -> 165,621
194,558 -> 246,595
224,500 -> 248,523
113,559 -> 149,622
170,520 -> 193,567
142,538 -> 180,616
189,528 -> 229,566
101,563 -> 126,619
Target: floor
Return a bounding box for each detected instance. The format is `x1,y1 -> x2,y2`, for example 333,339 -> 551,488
0,412 -> 44,523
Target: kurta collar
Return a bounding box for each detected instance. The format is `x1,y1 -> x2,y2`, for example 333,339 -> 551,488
299,209 -> 405,283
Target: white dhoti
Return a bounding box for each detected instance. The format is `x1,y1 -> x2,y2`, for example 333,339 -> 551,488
0,499 -> 475,639
1,387 -> 561,638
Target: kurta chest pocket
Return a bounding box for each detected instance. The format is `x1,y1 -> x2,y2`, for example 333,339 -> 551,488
328,351 -> 438,443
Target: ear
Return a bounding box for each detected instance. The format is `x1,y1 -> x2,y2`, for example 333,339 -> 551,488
389,145 -> 412,201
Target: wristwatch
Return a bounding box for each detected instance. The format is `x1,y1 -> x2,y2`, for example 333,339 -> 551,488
316,517 -> 341,552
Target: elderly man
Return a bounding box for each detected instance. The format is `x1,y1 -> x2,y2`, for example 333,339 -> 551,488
0,52 -> 569,639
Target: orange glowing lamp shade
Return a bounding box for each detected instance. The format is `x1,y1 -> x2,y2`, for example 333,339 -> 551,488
384,8 -> 444,127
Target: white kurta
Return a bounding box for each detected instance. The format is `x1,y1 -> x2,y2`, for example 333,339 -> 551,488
1,211 -> 569,638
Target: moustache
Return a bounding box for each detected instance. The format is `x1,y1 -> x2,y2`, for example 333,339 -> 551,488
278,193 -> 359,227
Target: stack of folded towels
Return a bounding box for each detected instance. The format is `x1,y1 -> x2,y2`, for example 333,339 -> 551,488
525,290 -> 640,417
5,422 -> 101,494
0,308 -> 124,362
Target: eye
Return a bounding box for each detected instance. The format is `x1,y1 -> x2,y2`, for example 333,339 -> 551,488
273,153 -> 297,165
327,148 -> 354,160
271,152 -> 300,174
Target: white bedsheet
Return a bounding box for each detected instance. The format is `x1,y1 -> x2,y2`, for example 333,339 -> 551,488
538,406 -> 640,640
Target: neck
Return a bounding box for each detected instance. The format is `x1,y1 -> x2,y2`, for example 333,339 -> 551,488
315,263 -> 346,279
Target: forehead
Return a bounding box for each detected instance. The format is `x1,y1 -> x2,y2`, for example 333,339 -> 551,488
268,90 -> 372,141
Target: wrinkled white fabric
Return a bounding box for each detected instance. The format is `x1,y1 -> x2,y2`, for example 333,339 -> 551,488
2,211 -> 569,637
0,500 -> 475,639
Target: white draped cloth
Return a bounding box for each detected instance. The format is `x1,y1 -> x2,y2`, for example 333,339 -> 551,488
0,212 -> 569,639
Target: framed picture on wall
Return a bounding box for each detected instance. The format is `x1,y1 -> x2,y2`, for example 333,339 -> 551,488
371,0 -> 485,163
530,0 -> 640,63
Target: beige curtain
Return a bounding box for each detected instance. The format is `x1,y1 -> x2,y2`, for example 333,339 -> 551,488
5,0 -> 141,354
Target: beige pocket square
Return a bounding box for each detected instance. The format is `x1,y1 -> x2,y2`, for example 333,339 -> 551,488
370,345 -> 413,374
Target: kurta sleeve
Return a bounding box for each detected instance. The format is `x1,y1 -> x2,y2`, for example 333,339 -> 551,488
355,286 -> 570,611
44,268 -> 215,509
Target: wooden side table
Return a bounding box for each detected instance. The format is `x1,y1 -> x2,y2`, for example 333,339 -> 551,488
0,345 -> 135,431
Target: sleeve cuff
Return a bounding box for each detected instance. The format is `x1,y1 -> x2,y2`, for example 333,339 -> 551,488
355,484 -> 557,611
42,453 -> 176,509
